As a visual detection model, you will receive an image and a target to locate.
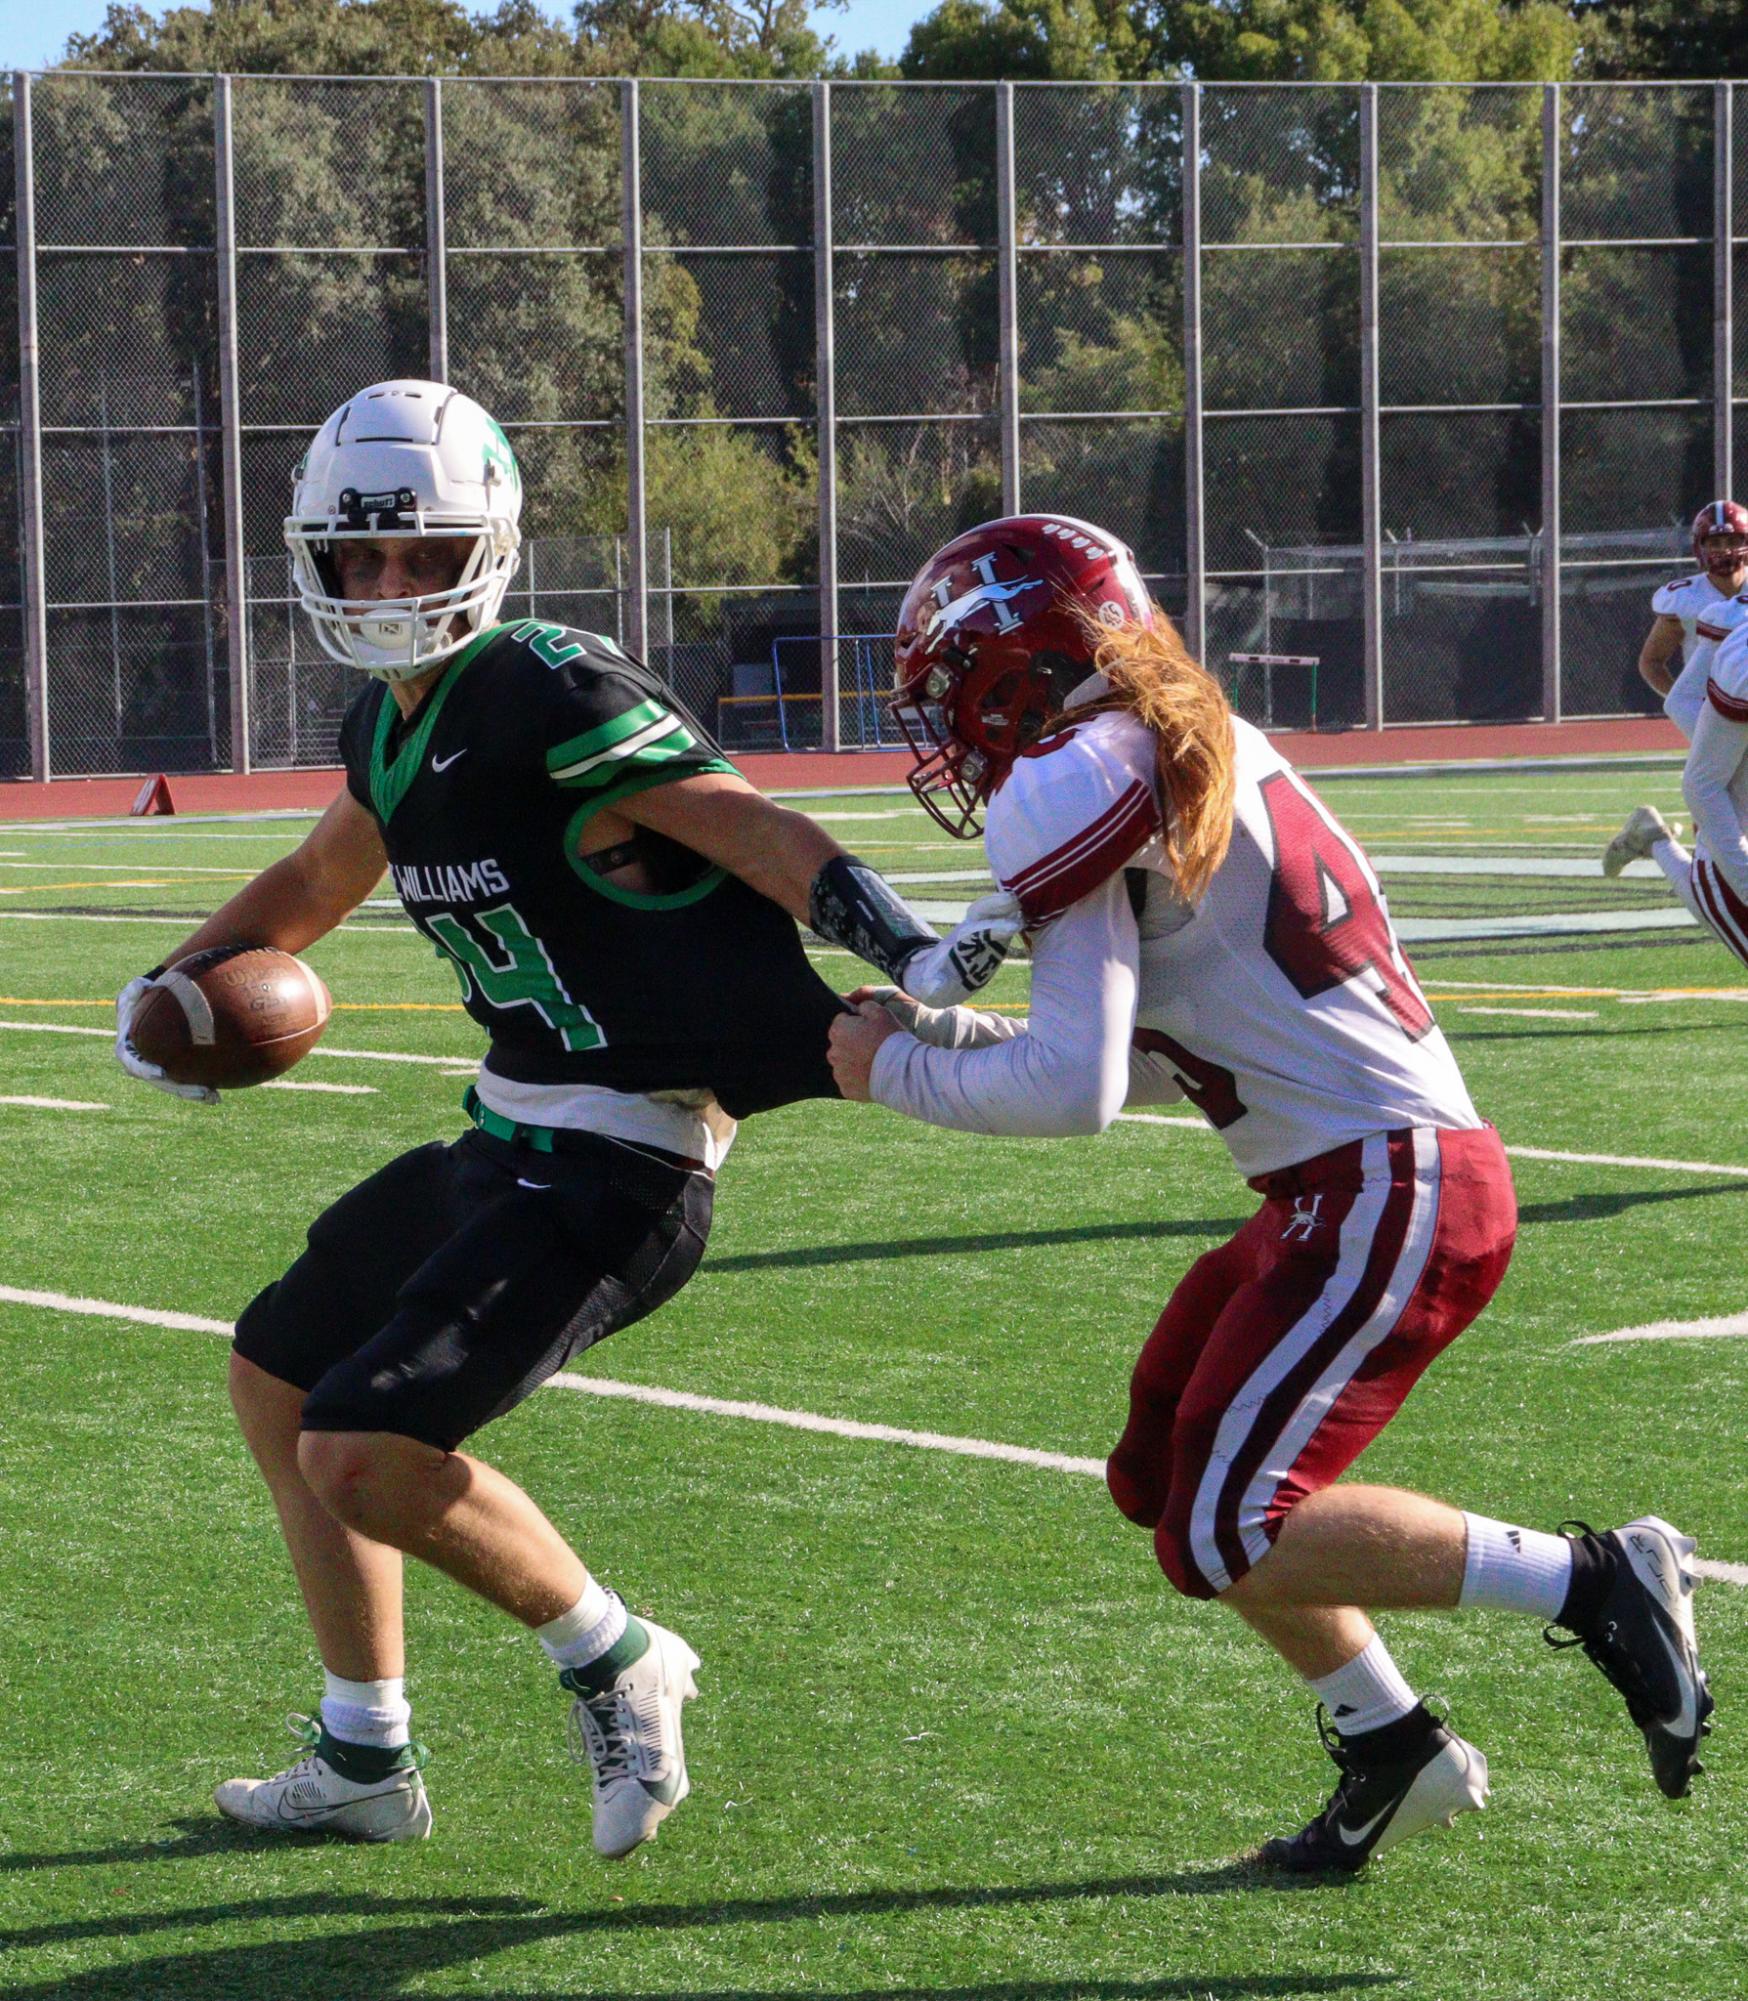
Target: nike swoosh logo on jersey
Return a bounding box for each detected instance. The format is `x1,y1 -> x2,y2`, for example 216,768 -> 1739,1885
432,748 -> 468,772
516,1178 -> 550,1190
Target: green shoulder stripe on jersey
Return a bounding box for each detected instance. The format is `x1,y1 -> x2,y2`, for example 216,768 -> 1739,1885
550,710 -> 702,789
546,699 -> 670,780
367,628 -> 502,824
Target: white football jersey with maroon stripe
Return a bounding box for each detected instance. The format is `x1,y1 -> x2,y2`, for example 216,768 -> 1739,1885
985,710 -> 1481,1177
1651,572 -> 1748,741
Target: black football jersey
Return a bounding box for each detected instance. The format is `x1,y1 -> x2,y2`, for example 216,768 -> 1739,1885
338,618 -> 842,1116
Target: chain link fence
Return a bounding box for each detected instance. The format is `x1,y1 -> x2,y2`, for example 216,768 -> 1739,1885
4,74 -> 1745,776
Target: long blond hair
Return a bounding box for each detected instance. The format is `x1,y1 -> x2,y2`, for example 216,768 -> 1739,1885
1065,612 -> 1236,905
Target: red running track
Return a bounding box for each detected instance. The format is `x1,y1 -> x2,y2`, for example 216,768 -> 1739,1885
0,715 -> 1685,822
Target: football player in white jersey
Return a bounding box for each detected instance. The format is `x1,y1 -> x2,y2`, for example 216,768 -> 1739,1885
1605,609 -> 1748,967
829,516 -> 1710,1872
1632,500 -> 1748,740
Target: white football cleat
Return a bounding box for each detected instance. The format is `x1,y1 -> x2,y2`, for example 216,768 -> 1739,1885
1602,806 -> 1681,878
1550,1515 -> 1713,1799
1257,1704 -> 1490,1873
564,1619 -> 700,1858
213,1716 -> 431,1842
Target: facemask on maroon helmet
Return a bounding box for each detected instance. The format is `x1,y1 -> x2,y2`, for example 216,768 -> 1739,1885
1692,499 -> 1748,579
891,514 -> 1154,837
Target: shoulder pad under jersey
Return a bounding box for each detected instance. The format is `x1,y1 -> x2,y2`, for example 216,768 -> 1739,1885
1707,621 -> 1748,720
986,712 -> 1161,927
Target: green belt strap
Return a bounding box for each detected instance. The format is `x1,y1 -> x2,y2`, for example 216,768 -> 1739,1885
462,1084 -> 558,1153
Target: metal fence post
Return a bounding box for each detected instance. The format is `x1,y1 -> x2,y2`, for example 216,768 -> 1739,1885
426,77 -> 448,384
813,79 -> 840,752
996,81 -> 1021,514
13,73 -> 48,781
215,74 -> 251,774
1360,83 -> 1383,731
1717,81 -> 1734,497
1540,83 -> 1562,726
621,79 -> 648,662
1181,84 -> 1206,662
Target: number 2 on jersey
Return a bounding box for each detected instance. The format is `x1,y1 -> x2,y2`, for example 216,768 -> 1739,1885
1259,772 -> 1433,1039
425,902 -> 607,1053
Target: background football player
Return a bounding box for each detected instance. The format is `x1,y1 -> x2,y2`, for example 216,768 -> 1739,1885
112,379 -> 1005,1851
829,515 -> 1710,1872
1605,499 -> 1748,963
1630,499 -> 1748,739
1607,600 -> 1748,969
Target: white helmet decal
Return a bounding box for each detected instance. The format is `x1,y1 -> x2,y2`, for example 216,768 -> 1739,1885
284,379 -> 523,682
925,554 -> 1047,642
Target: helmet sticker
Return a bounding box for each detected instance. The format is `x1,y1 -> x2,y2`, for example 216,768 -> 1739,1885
926,555 -> 1046,640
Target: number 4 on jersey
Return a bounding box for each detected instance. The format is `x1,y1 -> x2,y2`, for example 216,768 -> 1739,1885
425,902 -> 607,1053
1260,772 -> 1434,1039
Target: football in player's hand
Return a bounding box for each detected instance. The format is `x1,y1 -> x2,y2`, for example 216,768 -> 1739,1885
129,945 -> 333,1089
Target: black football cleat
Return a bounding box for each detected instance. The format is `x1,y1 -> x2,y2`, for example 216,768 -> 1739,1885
1255,1703 -> 1489,1875
1548,1515 -> 1713,1800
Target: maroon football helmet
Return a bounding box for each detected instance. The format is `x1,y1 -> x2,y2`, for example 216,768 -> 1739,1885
1692,499 -> 1748,578
891,514 -> 1155,836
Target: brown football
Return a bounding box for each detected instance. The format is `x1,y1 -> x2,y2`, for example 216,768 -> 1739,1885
130,945 -> 333,1089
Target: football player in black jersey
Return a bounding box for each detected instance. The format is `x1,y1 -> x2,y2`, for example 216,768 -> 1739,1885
113,380 -> 1019,1852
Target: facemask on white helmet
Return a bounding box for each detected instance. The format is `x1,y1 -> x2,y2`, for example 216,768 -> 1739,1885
284,379 -> 523,683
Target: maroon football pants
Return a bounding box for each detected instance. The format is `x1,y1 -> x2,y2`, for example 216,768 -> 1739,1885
1107,1123 -> 1517,1600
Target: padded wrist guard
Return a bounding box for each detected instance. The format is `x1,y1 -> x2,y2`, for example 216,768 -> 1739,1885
808,853 -> 938,984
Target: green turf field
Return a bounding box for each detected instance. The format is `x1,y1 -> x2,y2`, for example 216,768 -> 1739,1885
3,757 -> 1746,2001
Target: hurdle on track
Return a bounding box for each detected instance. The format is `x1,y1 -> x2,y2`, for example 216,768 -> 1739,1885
1228,652 -> 1321,732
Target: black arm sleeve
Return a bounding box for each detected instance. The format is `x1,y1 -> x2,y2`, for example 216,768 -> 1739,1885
807,853 -> 939,984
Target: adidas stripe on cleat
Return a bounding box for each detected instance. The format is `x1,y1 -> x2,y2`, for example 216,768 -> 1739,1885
1549,1515 -> 1714,1799
1255,1704 -> 1489,1875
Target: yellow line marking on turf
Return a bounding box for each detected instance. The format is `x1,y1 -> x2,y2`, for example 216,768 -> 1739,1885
333,1002 -> 466,1012
0,880 -> 175,893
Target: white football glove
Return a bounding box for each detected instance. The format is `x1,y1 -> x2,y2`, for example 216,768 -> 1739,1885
860,986 -> 1020,1052
897,890 -> 1026,1007
115,970 -> 219,1105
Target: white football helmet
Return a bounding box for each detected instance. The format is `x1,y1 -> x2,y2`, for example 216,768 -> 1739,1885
284,379 -> 523,682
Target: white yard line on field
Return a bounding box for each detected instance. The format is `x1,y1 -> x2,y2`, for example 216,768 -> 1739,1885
0,1093 -> 109,1110
1506,1143 -> 1748,1180
8,1019 -> 1748,1177
2,1280 -> 1742,1585
261,1079 -> 377,1095
1458,1006 -> 1598,1020
1572,1313 -> 1748,1346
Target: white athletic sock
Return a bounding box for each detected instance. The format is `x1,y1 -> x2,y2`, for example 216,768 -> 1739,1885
1308,1636 -> 1419,1738
538,1575 -> 628,1670
320,1672 -> 411,1750
1459,1513 -> 1573,1621
1652,836 -> 1698,912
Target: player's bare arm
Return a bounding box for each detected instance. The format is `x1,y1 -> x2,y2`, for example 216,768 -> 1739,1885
1636,613 -> 1684,697
584,769 -> 842,917
607,769 -> 1027,1004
